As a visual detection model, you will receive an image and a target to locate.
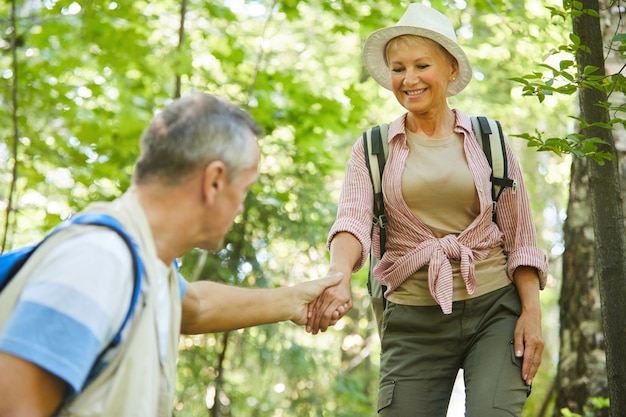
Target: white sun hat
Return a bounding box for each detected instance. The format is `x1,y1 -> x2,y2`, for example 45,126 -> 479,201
362,3 -> 472,96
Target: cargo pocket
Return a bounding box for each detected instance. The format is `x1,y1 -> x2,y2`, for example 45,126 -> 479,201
507,340 -> 531,397
377,380 -> 395,412
493,341 -> 531,412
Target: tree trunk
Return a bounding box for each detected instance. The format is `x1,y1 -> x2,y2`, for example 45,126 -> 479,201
2,0 -> 20,253
573,1 -> 626,415
211,331 -> 230,417
555,2 -> 626,413
554,155 -> 608,416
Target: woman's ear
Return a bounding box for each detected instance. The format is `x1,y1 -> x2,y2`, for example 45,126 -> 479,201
202,160 -> 227,204
451,59 -> 460,80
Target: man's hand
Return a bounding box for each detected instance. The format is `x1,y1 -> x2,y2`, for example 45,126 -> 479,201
305,273 -> 352,334
288,273 -> 344,326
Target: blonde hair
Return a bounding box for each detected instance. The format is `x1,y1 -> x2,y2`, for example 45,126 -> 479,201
385,35 -> 457,68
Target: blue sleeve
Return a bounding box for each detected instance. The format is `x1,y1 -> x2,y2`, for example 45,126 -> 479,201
0,301 -> 102,393
178,273 -> 188,300
0,231 -> 133,393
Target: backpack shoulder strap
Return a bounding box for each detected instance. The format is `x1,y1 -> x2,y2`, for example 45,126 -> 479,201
363,123 -> 389,244
471,116 -> 517,220
0,246 -> 36,292
362,123 -> 389,309
68,213 -> 144,345
0,213 -> 143,344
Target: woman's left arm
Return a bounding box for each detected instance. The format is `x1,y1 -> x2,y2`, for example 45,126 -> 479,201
512,266 -> 543,386
496,135 -> 549,288
495,133 -> 548,385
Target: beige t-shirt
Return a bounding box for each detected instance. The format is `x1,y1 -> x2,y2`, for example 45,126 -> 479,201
387,130 -> 510,306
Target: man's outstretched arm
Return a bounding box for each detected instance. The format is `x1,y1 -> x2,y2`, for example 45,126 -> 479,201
180,274 -> 343,334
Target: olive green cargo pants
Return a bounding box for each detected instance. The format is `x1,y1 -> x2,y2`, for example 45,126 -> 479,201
377,285 -> 532,417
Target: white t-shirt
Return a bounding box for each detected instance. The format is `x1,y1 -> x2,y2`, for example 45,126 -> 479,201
0,229 -> 186,393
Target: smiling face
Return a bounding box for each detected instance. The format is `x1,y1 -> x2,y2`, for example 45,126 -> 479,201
386,35 -> 458,117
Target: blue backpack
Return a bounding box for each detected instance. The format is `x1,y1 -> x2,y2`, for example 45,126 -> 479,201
0,213 -> 143,346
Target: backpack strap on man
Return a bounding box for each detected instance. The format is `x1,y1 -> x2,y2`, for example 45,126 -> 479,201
0,213 -> 144,345
471,116 -> 517,221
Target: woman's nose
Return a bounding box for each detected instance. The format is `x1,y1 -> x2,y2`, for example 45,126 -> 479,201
403,68 -> 419,85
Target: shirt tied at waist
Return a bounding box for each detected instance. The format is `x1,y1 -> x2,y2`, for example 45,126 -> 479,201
428,235 -> 476,314
380,234 -> 492,314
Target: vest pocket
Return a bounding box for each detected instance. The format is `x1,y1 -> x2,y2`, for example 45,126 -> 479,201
377,379 -> 396,412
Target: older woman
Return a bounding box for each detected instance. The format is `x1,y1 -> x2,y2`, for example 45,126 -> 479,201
308,3 -> 549,416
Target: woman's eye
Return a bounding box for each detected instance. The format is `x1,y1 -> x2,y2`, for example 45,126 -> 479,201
391,68 -> 405,73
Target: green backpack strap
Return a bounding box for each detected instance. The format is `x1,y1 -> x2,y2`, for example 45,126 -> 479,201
362,123 -> 388,333
471,116 -> 517,221
363,123 -> 389,238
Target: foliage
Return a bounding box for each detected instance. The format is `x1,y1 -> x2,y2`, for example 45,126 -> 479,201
561,397 -> 611,417
0,0 -> 580,415
510,1 -> 626,164
0,0 -> 168,247
518,1 -> 626,415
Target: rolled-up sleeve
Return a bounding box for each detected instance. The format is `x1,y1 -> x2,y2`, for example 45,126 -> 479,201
327,137 -> 376,273
496,135 -> 549,289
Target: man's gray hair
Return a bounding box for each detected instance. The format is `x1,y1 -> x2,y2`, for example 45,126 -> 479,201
134,92 -> 263,185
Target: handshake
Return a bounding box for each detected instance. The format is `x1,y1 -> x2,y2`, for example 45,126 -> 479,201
289,272 -> 352,334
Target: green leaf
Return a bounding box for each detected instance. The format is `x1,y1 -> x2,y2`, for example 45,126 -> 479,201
583,65 -> 600,76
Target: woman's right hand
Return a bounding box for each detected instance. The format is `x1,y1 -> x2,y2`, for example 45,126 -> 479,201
306,272 -> 353,334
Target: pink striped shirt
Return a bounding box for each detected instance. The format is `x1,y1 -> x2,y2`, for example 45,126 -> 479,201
328,110 -> 548,314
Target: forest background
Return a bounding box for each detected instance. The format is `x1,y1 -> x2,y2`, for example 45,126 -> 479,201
1,0 -> 624,416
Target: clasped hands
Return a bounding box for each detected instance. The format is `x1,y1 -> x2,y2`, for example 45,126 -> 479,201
305,272 -> 352,334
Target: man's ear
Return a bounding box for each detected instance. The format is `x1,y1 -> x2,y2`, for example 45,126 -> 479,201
202,160 -> 228,204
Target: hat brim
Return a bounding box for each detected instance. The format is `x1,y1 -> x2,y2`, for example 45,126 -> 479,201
363,26 -> 472,96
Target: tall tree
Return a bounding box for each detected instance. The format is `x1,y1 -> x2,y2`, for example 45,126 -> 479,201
555,2 -> 625,416
572,0 -> 626,415
514,0 -> 625,414
556,154 -> 608,416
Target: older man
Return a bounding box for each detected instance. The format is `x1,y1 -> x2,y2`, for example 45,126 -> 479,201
0,93 -> 340,417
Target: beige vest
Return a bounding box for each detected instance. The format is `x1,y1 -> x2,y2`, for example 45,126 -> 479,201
0,191 -> 181,417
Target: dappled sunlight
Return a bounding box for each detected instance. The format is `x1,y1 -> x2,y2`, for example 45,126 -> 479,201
2,0 -> 618,415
